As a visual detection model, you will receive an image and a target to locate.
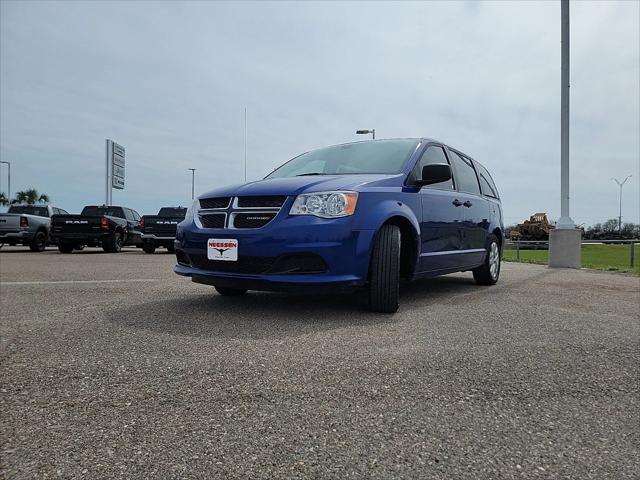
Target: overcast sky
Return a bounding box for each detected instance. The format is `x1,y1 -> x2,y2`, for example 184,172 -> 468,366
1,0 -> 638,226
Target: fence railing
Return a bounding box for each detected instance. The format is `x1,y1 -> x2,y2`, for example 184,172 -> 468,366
504,239 -> 638,268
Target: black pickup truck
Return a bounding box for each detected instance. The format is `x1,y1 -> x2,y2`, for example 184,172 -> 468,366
50,205 -> 142,253
140,207 -> 187,254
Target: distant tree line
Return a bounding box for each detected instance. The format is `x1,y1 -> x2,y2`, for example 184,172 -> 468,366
583,219 -> 640,240
0,189 -> 50,206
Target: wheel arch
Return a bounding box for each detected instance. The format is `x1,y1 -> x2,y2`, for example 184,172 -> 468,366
369,213 -> 420,278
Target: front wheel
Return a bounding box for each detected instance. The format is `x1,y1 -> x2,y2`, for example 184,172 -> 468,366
29,231 -> 47,252
473,235 -> 501,285
368,224 -> 401,313
215,286 -> 247,296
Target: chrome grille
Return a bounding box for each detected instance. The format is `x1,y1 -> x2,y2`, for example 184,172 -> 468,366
197,196 -> 287,229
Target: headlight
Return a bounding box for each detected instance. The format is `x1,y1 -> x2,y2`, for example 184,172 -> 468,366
289,191 -> 358,218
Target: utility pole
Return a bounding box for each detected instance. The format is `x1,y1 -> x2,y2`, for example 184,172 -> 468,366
612,175 -> 632,233
244,107 -> 247,182
188,168 -> 196,200
0,161 -> 10,201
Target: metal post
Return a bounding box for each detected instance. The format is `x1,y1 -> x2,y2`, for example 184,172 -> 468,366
631,242 -> 635,268
0,161 -> 10,201
105,139 -> 110,205
244,107 -> 247,182
188,168 -> 196,200
516,239 -> 520,261
556,0 -> 574,229
372,129 -> 375,140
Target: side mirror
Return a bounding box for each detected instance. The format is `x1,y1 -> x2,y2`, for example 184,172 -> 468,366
417,163 -> 452,186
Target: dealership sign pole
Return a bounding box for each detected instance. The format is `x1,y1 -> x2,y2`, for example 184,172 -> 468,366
105,139 -> 125,205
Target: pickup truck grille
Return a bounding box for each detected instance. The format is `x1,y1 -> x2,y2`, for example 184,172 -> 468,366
196,196 -> 287,230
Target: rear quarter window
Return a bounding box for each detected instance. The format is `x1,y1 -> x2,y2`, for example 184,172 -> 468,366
475,163 -> 499,198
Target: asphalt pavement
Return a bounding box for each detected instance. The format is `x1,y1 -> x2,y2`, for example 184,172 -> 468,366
1,246 -> 638,479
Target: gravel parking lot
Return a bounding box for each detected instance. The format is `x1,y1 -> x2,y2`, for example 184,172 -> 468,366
1,247 -> 638,479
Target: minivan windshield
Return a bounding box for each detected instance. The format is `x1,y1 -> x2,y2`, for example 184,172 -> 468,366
265,139 -> 419,179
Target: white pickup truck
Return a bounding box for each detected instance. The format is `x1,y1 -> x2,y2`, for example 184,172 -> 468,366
0,205 -> 69,252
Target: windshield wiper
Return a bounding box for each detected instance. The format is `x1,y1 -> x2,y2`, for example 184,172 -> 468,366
295,173 -> 325,176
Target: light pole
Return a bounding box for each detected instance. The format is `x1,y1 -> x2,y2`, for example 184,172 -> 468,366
0,161 -> 9,201
611,175 -> 632,233
356,129 -> 375,139
188,168 -> 196,200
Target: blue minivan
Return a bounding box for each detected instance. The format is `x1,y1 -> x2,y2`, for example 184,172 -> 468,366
174,139 -> 503,312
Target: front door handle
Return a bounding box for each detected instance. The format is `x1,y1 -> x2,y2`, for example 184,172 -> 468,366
463,201 -> 473,207
452,199 -> 463,207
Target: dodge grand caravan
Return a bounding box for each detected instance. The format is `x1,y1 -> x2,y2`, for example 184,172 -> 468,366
174,139 -> 503,312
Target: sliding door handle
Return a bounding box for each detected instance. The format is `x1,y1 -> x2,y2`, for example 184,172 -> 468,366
452,199 -> 463,207
463,201 -> 473,207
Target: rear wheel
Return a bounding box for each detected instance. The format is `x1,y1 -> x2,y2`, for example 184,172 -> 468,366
58,242 -> 74,254
368,224 -> 401,313
103,232 -> 123,253
29,231 -> 47,252
215,286 -> 248,296
142,242 -> 156,254
473,234 -> 501,285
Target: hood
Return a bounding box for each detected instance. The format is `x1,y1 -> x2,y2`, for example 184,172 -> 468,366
199,174 -> 405,199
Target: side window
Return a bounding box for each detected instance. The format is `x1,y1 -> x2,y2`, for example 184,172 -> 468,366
448,151 -> 480,195
475,163 -> 499,198
124,208 -> 134,221
59,209 -> 69,215
51,208 -> 59,215
132,210 -> 141,221
413,146 -> 454,190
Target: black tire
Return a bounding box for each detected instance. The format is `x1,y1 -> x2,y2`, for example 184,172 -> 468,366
103,232 -> 123,253
166,243 -> 175,253
473,234 -> 501,285
58,242 -> 74,254
368,224 -> 401,313
215,286 -> 248,296
74,244 -> 85,251
142,242 -> 156,254
29,231 -> 47,252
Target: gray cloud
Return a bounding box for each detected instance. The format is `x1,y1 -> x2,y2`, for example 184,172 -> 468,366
1,0 -> 638,226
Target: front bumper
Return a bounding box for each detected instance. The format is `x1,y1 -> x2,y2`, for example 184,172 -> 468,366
174,215 -> 375,291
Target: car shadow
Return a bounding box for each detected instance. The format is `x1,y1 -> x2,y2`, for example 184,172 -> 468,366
108,274 -> 479,340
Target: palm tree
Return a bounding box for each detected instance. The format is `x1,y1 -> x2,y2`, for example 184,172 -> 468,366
0,192 -> 8,206
11,188 -> 50,205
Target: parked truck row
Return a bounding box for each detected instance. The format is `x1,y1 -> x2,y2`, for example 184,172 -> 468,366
0,204 -> 187,254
